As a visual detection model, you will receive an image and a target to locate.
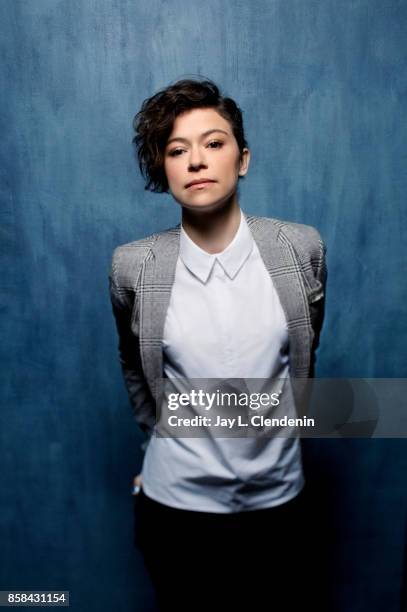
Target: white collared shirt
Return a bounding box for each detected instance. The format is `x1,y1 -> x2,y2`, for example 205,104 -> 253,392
141,209 -> 304,512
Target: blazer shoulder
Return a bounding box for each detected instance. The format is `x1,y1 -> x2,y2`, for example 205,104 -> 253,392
277,219 -> 327,286
280,220 -> 325,254
110,223 -> 180,287
249,215 -> 326,286
110,232 -> 157,288
248,214 -> 324,252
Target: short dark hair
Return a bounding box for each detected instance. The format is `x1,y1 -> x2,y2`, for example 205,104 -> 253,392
132,78 -> 249,193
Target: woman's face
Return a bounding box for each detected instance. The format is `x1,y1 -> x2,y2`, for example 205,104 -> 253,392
163,107 -> 250,212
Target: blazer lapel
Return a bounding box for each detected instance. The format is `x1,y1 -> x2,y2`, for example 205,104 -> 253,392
245,214 -> 313,379
139,227 -> 180,404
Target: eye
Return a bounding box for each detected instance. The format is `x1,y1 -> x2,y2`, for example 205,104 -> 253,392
168,148 -> 185,157
167,140 -> 224,157
207,140 -> 223,149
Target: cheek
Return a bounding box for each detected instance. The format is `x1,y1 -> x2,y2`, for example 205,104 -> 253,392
219,154 -> 241,178
164,162 -> 180,186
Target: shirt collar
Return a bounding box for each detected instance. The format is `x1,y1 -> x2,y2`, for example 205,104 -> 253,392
179,209 -> 254,283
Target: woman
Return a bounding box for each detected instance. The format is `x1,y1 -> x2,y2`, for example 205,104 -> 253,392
109,78 -> 327,611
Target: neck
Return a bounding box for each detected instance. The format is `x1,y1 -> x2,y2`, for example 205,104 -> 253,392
181,194 -> 242,254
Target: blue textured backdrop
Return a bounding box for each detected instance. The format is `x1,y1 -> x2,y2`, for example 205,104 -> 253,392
1,1 -> 406,610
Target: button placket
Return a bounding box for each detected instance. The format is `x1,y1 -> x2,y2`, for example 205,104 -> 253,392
211,261 -> 236,376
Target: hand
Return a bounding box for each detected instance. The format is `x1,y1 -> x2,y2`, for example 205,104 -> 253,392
132,473 -> 142,496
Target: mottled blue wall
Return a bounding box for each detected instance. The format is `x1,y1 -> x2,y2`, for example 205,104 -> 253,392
1,1 -> 406,610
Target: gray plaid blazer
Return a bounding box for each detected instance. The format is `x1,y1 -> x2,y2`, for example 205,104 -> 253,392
109,212 -> 327,446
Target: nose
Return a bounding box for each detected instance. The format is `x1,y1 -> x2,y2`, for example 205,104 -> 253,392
188,145 -> 207,170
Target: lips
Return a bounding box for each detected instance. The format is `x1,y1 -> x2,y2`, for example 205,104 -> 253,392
185,179 -> 216,189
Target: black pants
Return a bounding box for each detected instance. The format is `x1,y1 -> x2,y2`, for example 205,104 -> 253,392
134,487 -> 312,612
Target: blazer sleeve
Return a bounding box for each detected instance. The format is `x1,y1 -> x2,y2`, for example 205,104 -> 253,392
309,235 -> 327,377
109,256 -> 156,453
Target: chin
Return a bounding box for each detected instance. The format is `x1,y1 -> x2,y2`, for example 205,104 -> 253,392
180,200 -> 227,212
174,191 -> 236,212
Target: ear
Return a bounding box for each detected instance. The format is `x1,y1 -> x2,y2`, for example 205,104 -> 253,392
238,148 -> 250,177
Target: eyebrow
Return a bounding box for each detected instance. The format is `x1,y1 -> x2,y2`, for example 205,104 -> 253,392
166,128 -> 230,146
